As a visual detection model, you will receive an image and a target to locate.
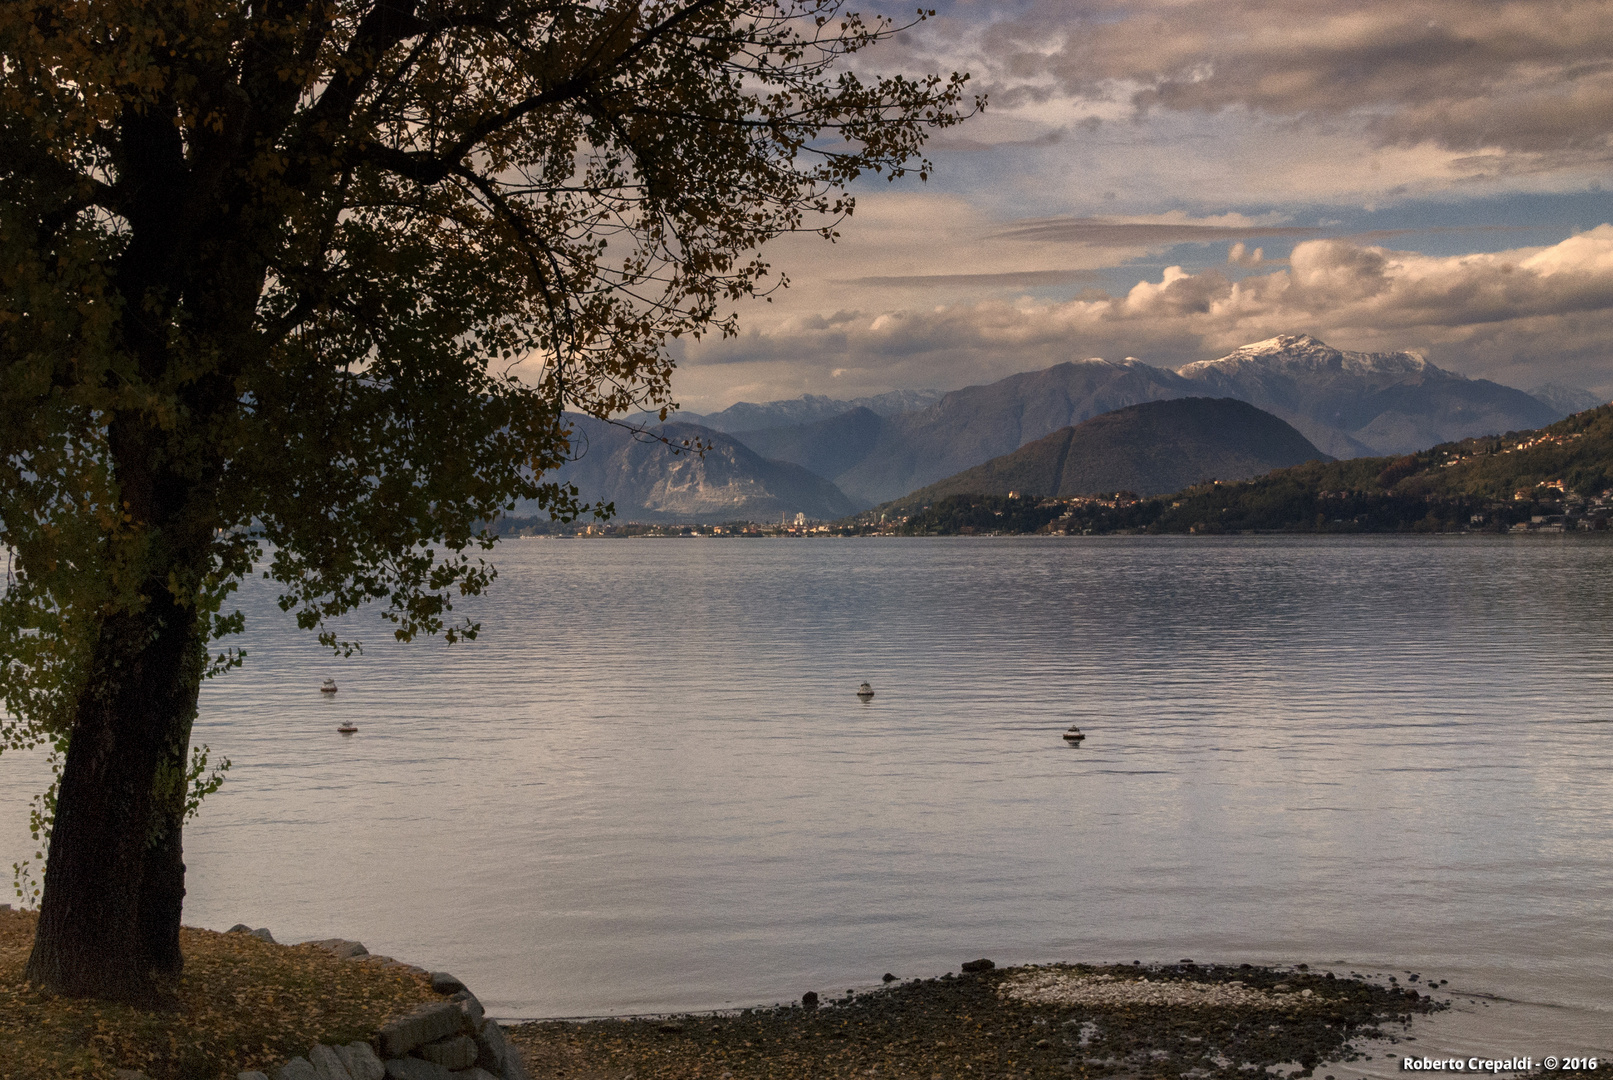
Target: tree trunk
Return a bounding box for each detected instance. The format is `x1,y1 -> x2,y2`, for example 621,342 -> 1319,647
24,588 -> 204,1003
137,696 -> 200,978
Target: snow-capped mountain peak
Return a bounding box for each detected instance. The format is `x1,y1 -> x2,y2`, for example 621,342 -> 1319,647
1177,334 -> 1440,380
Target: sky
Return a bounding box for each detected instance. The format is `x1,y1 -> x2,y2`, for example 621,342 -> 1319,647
665,0 -> 1613,412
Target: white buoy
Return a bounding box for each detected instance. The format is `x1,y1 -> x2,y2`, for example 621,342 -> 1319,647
857,681 -> 874,700
320,679 -> 338,694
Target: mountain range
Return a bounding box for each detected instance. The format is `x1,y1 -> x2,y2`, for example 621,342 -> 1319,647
730,335 -> 1567,505
526,335 -> 1597,523
670,388 -> 945,433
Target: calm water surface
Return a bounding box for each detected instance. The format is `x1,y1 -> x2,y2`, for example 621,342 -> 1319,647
4,536 -> 1611,1042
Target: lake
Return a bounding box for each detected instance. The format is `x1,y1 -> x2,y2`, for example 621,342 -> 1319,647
3,536 -> 1611,1055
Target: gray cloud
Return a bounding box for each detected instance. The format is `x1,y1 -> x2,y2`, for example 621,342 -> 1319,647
989,217 -> 1321,245
835,268 -> 1098,287
918,0 -> 1613,166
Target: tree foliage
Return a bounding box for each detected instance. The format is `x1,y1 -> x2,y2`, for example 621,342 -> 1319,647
0,0 -> 973,999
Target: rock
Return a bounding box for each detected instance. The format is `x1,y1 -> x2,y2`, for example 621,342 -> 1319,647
452,1070 -> 499,1080
239,1073 -> 271,1080
961,958 -> 995,973
384,1060 -> 452,1080
308,1043 -> 352,1080
430,971 -> 467,995
499,1044 -> 532,1080
416,1035 -> 479,1070
113,1071 -> 151,1080
474,1020 -> 510,1073
227,924 -> 252,933
881,973 -> 897,983
251,927 -> 277,943
657,1022 -> 684,1034
379,1001 -> 467,1058
309,937 -> 369,959
336,1042 -> 386,1080
274,1059 -> 319,1080
452,989 -> 486,1031
801,991 -> 819,1008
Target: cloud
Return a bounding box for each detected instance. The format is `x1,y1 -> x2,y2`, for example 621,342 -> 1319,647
676,226 -> 1613,402
901,0 -> 1613,172
989,217 -> 1319,245
836,269 -> 1098,287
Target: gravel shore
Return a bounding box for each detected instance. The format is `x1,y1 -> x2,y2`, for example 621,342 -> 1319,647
507,960 -> 1446,1079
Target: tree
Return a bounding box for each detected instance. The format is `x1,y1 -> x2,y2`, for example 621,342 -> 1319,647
0,0 -> 972,1002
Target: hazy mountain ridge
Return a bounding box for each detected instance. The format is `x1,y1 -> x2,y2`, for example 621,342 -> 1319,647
719,335 -> 1580,505
675,388 -> 944,433
1528,382 -> 1606,416
528,414 -> 857,523
884,398 -> 1329,509
808,358 -> 1200,504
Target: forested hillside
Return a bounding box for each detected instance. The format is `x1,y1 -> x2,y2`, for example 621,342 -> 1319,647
890,403 -> 1613,535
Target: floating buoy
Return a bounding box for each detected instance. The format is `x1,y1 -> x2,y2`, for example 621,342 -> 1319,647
1062,725 -> 1085,742
320,679 -> 338,694
337,722 -> 358,734
857,682 -> 874,700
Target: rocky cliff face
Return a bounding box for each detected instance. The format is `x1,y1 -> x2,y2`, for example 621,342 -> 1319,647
536,414 -> 858,522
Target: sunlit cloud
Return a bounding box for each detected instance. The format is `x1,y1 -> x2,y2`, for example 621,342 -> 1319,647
674,227 -> 1613,403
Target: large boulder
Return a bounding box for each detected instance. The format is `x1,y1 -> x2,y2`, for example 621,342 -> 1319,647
377,1002 -> 465,1058
335,1043 -> 385,1080
451,990 -> 485,1032
273,1060 -> 318,1080
415,1035 -> 478,1070
473,1021 -> 508,1073
382,1059 -> 452,1080
307,1044 -> 350,1080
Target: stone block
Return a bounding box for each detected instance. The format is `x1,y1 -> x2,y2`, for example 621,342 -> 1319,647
336,1042 -> 386,1080
429,971 -> 466,995
499,1044 -> 532,1080
416,1035 -> 477,1070
251,927 -> 276,943
452,990 -> 485,1032
308,1043 -> 352,1080
227,924 -> 252,933
383,1059 -> 452,1080
378,1001 -> 466,1058
274,1059 -> 318,1080
473,1020 -> 507,1073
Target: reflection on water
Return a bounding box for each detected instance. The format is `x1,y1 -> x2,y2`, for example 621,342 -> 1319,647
3,536 -> 1611,1042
